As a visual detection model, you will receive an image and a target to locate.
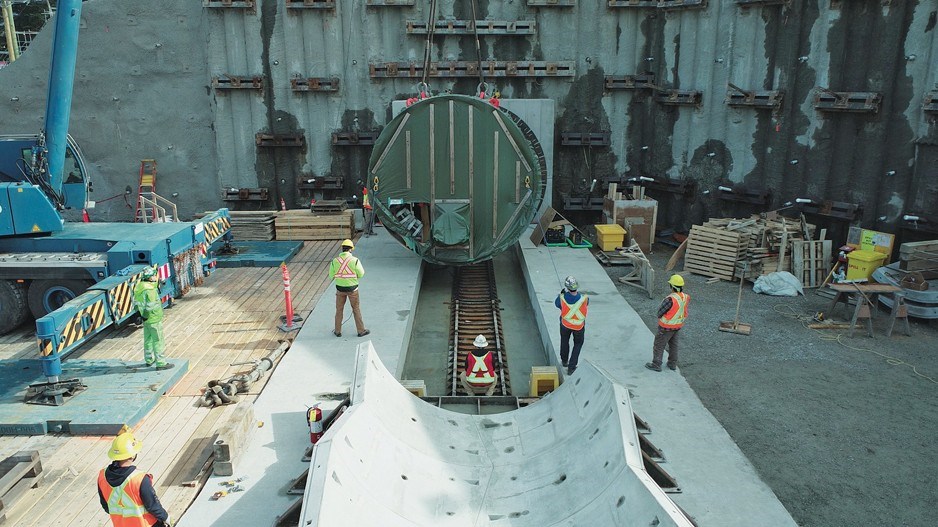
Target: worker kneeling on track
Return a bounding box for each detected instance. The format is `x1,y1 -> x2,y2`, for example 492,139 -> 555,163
460,334 -> 498,396
98,428 -> 172,527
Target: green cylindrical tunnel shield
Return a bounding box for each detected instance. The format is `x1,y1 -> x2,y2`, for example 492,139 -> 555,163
368,95 -> 545,266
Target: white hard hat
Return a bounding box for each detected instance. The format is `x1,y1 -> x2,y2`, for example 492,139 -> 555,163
473,334 -> 488,348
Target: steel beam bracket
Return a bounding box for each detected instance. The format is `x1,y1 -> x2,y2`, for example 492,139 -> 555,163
212,75 -> 264,91
202,0 -> 255,11
369,61 -> 575,79
604,74 -> 656,91
798,199 -> 862,222
285,0 -> 335,9
527,0 -> 577,6
298,175 -> 343,191
726,83 -> 783,111
406,19 -> 536,36
655,89 -> 703,107
332,131 -> 380,146
608,0 -> 707,9
367,0 -> 416,5
223,188 -> 270,202
290,77 -> 340,92
830,0 -> 891,8
814,88 -> 882,114
560,132 -> 611,147
717,186 -> 771,206
255,133 -> 306,148
563,195 -> 605,211
737,0 -> 790,6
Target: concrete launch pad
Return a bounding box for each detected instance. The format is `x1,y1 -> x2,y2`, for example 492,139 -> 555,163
178,226 -> 798,526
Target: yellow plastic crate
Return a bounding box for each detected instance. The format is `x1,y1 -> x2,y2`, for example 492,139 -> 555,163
594,223 -> 626,251
529,366 -> 560,397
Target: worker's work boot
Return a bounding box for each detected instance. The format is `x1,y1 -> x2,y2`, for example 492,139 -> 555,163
644,362 -> 662,372
358,329 -> 371,337
333,330 -> 341,337
667,362 -> 677,371
155,363 -> 175,371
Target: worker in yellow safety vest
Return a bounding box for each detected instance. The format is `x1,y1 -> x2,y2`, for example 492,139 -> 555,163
362,184 -> 375,236
133,266 -> 171,370
329,239 -> 370,338
646,274 -> 690,372
97,428 -> 171,527
460,334 -> 497,396
555,275 -> 588,375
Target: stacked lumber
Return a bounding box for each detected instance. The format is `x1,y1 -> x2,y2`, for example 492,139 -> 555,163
899,240 -> 938,274
195,211 -> 276,241
683,225 -> 750,280
275,209 -> 353,241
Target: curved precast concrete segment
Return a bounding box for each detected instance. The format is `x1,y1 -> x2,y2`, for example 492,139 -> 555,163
300,343 -> 694,527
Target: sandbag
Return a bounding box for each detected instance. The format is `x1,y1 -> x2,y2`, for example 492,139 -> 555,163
752,272 -> 804,297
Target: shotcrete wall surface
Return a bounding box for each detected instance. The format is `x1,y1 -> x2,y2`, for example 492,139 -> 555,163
1,1 -> 936,225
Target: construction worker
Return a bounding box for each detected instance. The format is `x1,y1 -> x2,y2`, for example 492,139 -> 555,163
133,267 -> 170,369
460,334 -> 497,396
329,239 -> 370,338
646,274 -> 690,372
98,429 -> 171,527
361,183 -> 375,236
555,275 -> 588,375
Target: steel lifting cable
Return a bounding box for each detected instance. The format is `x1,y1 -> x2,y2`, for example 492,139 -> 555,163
469,0 -> 486,95
420,0 -> 438,89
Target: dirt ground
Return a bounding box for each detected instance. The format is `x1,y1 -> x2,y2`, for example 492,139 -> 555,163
604,244 -> 938,527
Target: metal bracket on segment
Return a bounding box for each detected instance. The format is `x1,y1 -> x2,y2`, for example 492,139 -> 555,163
726,83 -> 784,111
814,88 -> 882,114
331,131 -> 380,146
655,89 -> 704,107
369,61 -> 575,79
560,132 -> 611,147
223,188 -> 269,202
366,0 -> 416,5
255,134 -> 306,148
406,19 -> 536,35
604,74 -> 657,91
527,0 -> 576,6
923,91 -> 938,115
608,0 -> 707,9
212,75 -> 264,91
202,0 -> 255,11
290,77 -> 340,92
25,378 -> 87,406
285,0 -> 336,8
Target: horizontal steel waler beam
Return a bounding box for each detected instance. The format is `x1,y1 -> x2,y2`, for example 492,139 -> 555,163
406,19 -> 536,35
369,61 -> 576,78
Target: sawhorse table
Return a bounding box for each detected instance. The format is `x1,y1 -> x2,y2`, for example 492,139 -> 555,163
827,283 -> 907,338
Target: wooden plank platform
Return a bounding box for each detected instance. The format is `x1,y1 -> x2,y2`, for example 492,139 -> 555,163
0,241 -> 338,526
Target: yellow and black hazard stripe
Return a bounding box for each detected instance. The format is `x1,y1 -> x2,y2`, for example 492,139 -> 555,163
108,273 -> 143,321
51,298 -> 109,355
202,216 -> 231,245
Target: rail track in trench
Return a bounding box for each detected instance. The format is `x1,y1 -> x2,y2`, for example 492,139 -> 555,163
447,260 -> 510,396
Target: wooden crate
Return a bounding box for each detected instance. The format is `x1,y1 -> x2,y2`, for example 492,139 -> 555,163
899,240 -> 938,272
274,210 -> 353,241
684,225 -> 750,280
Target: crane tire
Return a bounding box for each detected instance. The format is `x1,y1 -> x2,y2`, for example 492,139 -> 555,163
0,280 -> 30,335
27,279 -> 94,320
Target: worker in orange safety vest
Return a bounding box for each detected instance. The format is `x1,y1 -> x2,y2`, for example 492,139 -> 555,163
97,428 -> 171,527
329,239 -> 370,338
646,274 -> 690,372
555,275 -> 588,375
460,334 -> 497,396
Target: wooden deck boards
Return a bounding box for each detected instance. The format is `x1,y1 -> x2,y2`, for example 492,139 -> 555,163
0,240 -> 337,526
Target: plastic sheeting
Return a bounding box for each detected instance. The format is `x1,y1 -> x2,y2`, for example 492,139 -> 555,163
368,95 -> 544,266
753,272 -> 804,297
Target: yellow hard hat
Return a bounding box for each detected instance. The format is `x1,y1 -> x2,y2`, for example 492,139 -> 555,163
108,431 -> 143,461
668,274 -> 685,288
341,239 -> 354,250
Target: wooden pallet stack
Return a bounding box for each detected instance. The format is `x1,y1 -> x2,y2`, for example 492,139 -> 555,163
683,225 -> 750,280
275,210 -> 354,241
683,215 -> 818,282
792,240 -> 833,288
0,451 -> 42,522
899,240 -> 938,278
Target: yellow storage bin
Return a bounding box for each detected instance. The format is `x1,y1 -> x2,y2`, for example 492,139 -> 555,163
845,250 -> 887,281
595,224 -> 626,251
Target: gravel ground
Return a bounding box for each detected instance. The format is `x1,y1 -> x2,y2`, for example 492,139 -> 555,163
604,244 -> 938,527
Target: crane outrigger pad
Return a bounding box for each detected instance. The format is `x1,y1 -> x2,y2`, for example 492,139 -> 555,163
0,358 -> 187,435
